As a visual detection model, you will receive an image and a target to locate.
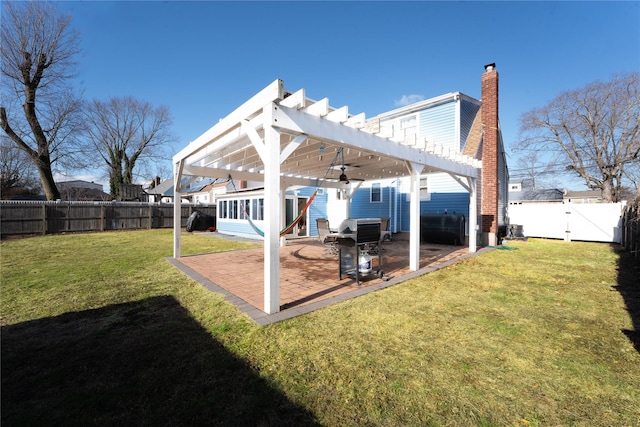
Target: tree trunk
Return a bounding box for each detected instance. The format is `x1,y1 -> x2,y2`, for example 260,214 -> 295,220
38,164 -> 61,200
601,176 -> 615,202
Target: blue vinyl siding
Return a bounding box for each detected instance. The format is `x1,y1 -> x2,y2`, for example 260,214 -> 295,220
217,220 -> 260,239
428,173 -> 469,193
350,185 -> 469,236
215,186 -> 329,238
419,100 -> 456,150
350,186 -> 397,231
399,192 -> 469,233
294,187 -> 328,237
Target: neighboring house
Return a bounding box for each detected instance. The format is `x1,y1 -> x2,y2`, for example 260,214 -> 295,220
508,180 -> 564,204
118,183 -> 147,202
563,189 -> 604,204
57,180 -> 110,201
190,179 -> 229,205
147,177 -> 229,204
508,180 -> 604,205
146,178 -> 194,204
146,179 -> 175,203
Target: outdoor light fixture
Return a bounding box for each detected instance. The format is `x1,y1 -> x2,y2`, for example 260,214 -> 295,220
339,167 -> 349,184
339,148 -> 349,184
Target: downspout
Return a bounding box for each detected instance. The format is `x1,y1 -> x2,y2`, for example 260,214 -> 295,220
454,93 -> 461,150
388,184 -> 392,227
394,179 -> 399,233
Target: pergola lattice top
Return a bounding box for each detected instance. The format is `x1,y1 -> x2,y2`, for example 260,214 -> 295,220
173,79 -> 479,189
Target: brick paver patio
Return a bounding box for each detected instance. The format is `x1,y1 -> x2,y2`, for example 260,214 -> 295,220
169,236 -> 485,325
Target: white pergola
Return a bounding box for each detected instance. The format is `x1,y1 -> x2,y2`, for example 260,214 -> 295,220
173,79 -> 480,314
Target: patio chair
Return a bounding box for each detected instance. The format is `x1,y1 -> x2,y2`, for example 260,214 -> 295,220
380,217 -> 391,242
370,217 -> 391,255
316,218 -> 338,255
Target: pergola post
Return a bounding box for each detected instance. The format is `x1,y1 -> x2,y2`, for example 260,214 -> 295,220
408,162 -> 424,271
173,161 -> 183,258
468,177 -> 477,252
263,103 -> 281,314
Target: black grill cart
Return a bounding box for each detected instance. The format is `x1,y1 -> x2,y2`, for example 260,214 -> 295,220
335,218 -> 384,285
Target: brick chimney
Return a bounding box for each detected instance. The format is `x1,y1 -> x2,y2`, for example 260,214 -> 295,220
481,63 -> 499,246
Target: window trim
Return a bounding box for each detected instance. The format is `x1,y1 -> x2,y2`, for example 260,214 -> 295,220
370,183 -> 382,203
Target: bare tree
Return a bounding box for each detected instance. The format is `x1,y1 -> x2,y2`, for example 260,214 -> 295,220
0,1 -> 83,200
83,97 -> 175,199
1,135 -> 40,198
515,72 -> 640,202
510,150 -> 563,190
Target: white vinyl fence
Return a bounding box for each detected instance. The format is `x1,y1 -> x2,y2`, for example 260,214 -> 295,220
508,202 -> 626,243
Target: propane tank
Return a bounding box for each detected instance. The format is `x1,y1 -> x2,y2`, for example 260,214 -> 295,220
358,250 -> 372,275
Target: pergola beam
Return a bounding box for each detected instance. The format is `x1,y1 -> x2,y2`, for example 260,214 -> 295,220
173,79 -> 284,164
273,105 -> 478,179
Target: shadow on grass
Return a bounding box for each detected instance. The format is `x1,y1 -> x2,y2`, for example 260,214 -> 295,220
1,296 -> 320,426
614,245 -> 640,353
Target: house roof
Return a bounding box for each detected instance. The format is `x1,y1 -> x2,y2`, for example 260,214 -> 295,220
564,190 -> 602,199
146,179 -> 175,196
173,79 -> 481,192
190,179 -> 228,194
510,188 -> 564,202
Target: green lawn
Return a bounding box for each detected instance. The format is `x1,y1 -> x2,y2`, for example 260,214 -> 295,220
2,230 -> 639,426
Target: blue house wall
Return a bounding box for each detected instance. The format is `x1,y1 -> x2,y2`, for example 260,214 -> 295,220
350,185 -> 469,234
418,100 -> 456,150
350,186 -> 397,231
215,186 -> 329,239
294,187 -> 328,237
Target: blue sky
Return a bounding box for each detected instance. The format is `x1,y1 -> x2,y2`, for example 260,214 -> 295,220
56,0 -> 639,189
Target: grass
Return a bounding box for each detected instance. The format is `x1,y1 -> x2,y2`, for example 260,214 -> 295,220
2,230 -> 639,426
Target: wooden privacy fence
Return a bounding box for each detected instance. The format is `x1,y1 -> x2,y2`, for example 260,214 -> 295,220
0,201 -> 216,238
621,203 -> 639,263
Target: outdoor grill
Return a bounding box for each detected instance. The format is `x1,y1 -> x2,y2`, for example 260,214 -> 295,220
335,218 -> 384,285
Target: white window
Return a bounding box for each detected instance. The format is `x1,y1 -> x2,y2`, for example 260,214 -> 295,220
400,115 -> 417,131
229,200 -> 238,219
251,198 -> 264,220
400,115 -> 417,140
371,183 -> 382,203
420,177 -> 430,201
239,199 -> 250,219
218,200 -> 227,218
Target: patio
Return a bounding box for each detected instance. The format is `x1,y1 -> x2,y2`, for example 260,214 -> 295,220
169,236 -> 486,325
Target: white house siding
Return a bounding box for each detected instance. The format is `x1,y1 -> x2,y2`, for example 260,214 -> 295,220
508,202 -> 625,243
